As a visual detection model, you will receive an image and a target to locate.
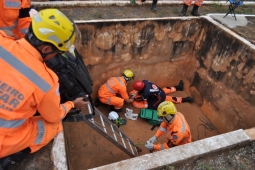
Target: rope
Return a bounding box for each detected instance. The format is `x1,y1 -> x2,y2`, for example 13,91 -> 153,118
196,117 -> 215,140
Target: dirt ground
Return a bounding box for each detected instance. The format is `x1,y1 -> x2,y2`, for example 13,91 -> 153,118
8,3 -> 255,170
64,91 -> 220,169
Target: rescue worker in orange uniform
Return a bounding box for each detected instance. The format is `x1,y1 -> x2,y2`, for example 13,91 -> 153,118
0,0 -> 31,39
145,101 -> 192,151
0,9 -> 88,169
179,0 -> 203,16
131,80 -> 194,110
98,70 -> 135,112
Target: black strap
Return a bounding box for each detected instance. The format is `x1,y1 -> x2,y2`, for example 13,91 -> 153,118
150,125 -> 156,131
19,8 -> 30,18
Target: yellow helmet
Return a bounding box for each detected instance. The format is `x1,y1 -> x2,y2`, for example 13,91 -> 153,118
157,101 -> 177,117
123,70 -> 135,80
31,9 -> 76,52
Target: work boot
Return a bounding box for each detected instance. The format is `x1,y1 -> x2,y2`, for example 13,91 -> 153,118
179,4 -> 189,16
0,148 -> 31,170
93,97 -> 101,107
150,4 -> 157,12
111,106 -> 123,113
150,0 -> 157,12
182,97 -> 194,103
191,5 -> 200,16
174,80 -> 184,91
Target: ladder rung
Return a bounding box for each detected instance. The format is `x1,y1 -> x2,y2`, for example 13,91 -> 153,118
99,114 -> 107,133
82,107 -> 141,157
110,124 -> 118,141
119,132 -> 127,149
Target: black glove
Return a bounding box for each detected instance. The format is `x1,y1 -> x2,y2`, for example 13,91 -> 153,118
134,96 -> 143,102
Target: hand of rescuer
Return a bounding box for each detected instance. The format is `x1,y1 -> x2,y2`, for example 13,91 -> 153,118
147,135 -> 157,144
72,97 -> 89,110
144,135 -> 157,151
145,141 -> 154,151
126,99 -> 133,103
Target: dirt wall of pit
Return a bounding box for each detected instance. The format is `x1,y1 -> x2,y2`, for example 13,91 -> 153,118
74,17 -> 255,134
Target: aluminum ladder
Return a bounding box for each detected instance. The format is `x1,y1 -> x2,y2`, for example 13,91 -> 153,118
82,103 -> 142,157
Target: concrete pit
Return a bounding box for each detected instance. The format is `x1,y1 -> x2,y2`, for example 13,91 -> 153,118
60,15 -> 255,169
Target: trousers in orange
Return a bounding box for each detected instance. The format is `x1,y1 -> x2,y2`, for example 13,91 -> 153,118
0,116 -> 62,157
99,96 -> 124,110
183,0 -> 203,7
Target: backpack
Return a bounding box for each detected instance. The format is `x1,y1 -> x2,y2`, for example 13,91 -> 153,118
45,49 -> 93,103
45,48 -> 95,121
139,108 -> 162,126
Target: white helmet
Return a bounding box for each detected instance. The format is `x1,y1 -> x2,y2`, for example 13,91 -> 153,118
108,111 -> 119,121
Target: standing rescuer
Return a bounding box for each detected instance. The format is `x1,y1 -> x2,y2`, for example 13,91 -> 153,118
179,0 -> 203,16
145,101 -> 192,151
0,9 -> 88,169
98,70 -> 135,112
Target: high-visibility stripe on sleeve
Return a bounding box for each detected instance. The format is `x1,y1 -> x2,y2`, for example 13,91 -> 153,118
105,82 -> 115,94
160,144 -> 165,150
20,27 -> 28,35
116,77 -> 124,86
107,97 -> 111,105
0,118 -> 25,128
0,20 -> 18,31
159,126 -> 167,133
177,112 -> 186,133
35,120 -> 45,144
61,104 -> 67,115
0,46 -> 51,93
56,85 -> 60,96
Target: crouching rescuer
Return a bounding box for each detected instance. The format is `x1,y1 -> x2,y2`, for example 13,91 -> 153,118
97,70 -> 135,112
145,101 -> 192,152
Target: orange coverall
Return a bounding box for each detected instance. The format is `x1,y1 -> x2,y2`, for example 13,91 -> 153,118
183,0 -> 203,7
154,112 -> 192,151
0,30 -> 74,158
98,77 -> 129,110
0,0 -> 31,39
132,87 -> 183,109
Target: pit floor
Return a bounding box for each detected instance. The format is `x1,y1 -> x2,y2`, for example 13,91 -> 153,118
64,91 -> 220,170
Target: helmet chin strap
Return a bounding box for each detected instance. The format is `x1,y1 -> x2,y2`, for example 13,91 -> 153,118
25,29 -> 59,59
40,50 -> 59,59
123,76 -> 130,83
163,114 -> 175,124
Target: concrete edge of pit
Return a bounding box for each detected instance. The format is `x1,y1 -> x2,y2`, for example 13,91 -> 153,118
202,14 -> 255,50
89,129 -> 254,170
31,1 -> 255,7
51,131 -> 68,170
50,128 -> 255,170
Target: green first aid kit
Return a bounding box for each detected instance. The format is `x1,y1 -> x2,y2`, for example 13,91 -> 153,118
140,108 -> 162,126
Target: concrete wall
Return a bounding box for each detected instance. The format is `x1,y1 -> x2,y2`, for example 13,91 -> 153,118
191,18 -> 255,133
74,17 -> 255,134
